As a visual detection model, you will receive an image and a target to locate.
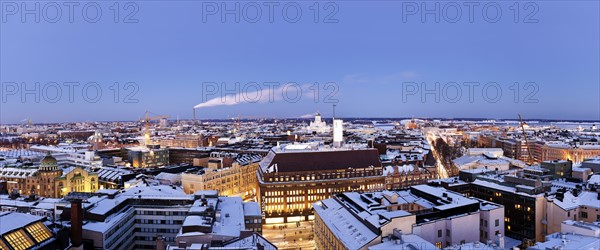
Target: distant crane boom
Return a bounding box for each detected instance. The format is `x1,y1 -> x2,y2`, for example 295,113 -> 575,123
518,114 -> 534,165
141,111 -> 170,146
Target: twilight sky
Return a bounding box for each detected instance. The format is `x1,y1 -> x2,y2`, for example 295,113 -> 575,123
1,1 -> 599,123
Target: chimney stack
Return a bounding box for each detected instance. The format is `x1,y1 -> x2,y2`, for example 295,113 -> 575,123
498,233 -> 505,249
70,200 -> 83,248
156,235 -> 166,250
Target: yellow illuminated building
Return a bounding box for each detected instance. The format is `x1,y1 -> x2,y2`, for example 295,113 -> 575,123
182,153 -> 260,198
55,166 -> 99,197
0,153 -> 99,198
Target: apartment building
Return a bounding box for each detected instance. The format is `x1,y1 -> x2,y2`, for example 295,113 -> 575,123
313,185 -> 504,249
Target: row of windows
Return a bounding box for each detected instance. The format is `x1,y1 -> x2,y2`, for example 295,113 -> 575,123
136,210 -> 187,216
265,203 -> 307,212
245,218 -> 262,224
105,209 -> 136,240
136,219 -> 184,224
3,230 -> 34,250
137,228 -> 179,234
267,170 -> 382,182
25,223 -> 52,243
480,219 -> 500,228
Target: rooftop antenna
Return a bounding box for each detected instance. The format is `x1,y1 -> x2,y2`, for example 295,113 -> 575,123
332,104 -> 337,120
193,108 -> 196,123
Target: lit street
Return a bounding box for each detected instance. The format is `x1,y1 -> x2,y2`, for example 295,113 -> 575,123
262,221 -> 316,250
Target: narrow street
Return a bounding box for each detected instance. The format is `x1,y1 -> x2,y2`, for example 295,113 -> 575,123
426,131 -> 450,179
262,221 -> 316,250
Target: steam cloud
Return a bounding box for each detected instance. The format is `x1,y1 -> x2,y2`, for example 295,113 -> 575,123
194,83 -> 310,109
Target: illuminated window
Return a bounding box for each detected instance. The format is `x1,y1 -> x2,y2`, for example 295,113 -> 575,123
25,222 -> 52,243
0,239 -> 9,250
4,229 -> 34,250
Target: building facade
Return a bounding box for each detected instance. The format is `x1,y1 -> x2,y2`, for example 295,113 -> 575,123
126,145 -> 169,168
181,153 -> 261,198
0,154 -> 98,198
258,145 -> 385,223
383,165 -> 436,190
313,185 -> 504,250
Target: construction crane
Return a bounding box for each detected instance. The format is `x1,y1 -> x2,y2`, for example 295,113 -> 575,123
140,111 -> 170,146
518,113 -> 534,165
230,114 -> 264,133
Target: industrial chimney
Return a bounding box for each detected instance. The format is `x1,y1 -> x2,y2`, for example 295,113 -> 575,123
70,200 -> 83,248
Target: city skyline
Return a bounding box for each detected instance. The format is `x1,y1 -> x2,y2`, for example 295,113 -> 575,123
1,1 -> 599,123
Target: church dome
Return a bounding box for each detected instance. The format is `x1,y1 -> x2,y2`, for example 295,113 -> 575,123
41,153 -> 57,166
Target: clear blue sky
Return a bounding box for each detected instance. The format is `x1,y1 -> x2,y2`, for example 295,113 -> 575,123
1,1 -> 599,123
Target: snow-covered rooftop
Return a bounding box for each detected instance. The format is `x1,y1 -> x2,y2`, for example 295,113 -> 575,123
0,212 -> 43,235
313,198 -> 379,250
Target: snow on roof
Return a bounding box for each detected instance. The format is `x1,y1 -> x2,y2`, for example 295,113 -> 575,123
0,166 -> 37,178
223,233 -> 277,250
0,149 -> 45,158
552,190 -> 600,210
60,166 -> 77,177
0,212 -> 42,235
83,207 -> 135,233
313,199 -> 378,250
530,232 -> 600,250
411,185 -> 479,209
572,167 -> 590,172
383,165 -> 424,176
212,197 -> 245,237
155,172 -> 181,183
188,203 -> 210,215
588,174 -> 600,185
88,184 -> 191,215
97,167 -> 132,182
472,179 -> 541,198
87,195 -> 128,215
183,215 -> 210,227
562,220 -> 600,237
121,184 -> 191,200
453,155 -> 510,170
194,190 -> 218,197
34,198 -> 63,210
368,234 -> 438,250
243,202 -> 261,217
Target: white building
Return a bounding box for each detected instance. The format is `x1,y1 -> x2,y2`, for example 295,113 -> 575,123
333,119 -> 344,147
529,221 -> 600,250
313,184 -> 505,249
306,113 -> 331,134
